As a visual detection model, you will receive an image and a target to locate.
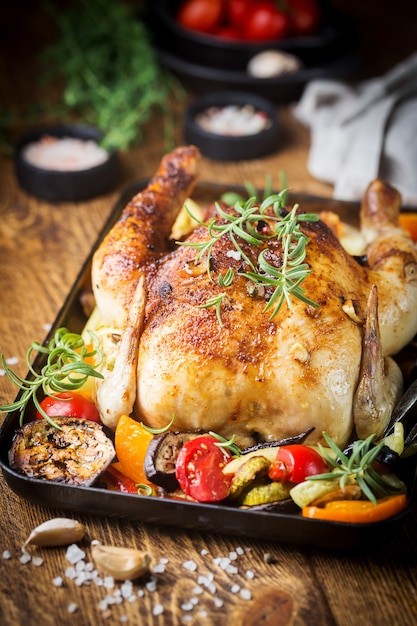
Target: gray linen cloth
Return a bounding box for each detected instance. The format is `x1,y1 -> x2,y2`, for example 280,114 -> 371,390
293,52 -> 417,206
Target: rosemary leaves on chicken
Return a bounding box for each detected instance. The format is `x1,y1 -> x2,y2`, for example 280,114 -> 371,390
179,192 -> 319,322
308,432 -> 407,504
0,327 -> 103,428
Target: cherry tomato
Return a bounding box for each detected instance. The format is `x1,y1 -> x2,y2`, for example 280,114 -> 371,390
114,414 -> 154,486
226,0 -> 253,28
287,0 -> 321,37
177,0 -> 223,34
243,2 -> 290,41
268,444 -> 328,484
175,435 -> 232,502
36,392 -> 101,423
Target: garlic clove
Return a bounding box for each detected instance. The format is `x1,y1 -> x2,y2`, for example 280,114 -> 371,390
91,545 -> 151,581
23,518 -> 85,550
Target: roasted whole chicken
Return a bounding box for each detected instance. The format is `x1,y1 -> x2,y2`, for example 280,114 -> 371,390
91,146 -> 417,448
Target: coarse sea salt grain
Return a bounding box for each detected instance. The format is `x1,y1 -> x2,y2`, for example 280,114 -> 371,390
20,553 -> 31,564
183,560 -> 198,572
146,578 -> 157,592
152,563 -> 166,574
66,544 -> 86,564
153,604 -> 164,616
241,588 -> 252,600
23,136 -> 109,172
2,550 -> 11,559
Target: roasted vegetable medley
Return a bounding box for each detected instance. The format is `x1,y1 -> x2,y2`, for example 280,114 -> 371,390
0,326 -> 413,525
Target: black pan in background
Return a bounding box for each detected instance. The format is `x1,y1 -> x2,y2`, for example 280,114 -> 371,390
156,47 -> 358,102
0,181 -> 416,550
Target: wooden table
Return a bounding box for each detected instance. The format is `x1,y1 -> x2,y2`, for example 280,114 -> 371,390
1,105 -> 417,626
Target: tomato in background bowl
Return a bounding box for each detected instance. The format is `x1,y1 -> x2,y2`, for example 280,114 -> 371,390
242,2 -> 291,41
151,0 -> 355,74
177,0 -> 223,34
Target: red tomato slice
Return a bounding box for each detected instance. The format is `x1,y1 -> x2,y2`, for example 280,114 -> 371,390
268,444 -> 328,483
243,2 -> 290,41
175,435 -> 232,502
36,392 -> 101,423
177,0 -> 223,34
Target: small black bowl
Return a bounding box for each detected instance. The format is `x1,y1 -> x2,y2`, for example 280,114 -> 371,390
184,91 -> 280,161
14,124 -> 119,202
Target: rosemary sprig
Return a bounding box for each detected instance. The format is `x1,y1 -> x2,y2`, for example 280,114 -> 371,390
308,432 -> 407,504
140,415 -> 175,435
197,294 -> 228,327
178,192 -> 319,323
0,327 -> 103,429
209,431 -> 242,456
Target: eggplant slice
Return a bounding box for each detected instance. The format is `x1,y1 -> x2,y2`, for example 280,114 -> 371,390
9,417 -> 115,486
144,431 -> 201,491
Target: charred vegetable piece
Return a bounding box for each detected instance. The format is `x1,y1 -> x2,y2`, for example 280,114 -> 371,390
241,427 -> 315,455
144,431 -> 202,491
229,455 -> 270,499
240,481 -> 291,507
9,416 -> 115,486
246,499 -> 299,513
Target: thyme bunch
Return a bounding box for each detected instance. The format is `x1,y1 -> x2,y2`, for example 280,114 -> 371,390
39,0 -> 182,150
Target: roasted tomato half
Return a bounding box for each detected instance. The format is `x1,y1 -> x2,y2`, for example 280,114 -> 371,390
175,435 -> 233,502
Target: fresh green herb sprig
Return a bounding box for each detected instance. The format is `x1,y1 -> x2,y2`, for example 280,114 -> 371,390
140,415 -> 175,435
39,0 -> 182,150
209,431 -> 242,456
0,328 -> 103,429
308,432 -> 407,504
240,205 -> 319,318
197,293 -> 228,327
178,191 -> 319,323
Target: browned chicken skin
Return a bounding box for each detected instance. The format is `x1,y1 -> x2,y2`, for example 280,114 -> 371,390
91,147 -> 417,448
